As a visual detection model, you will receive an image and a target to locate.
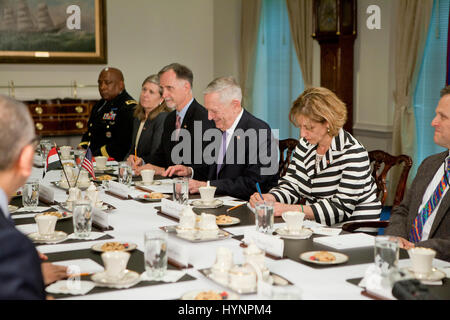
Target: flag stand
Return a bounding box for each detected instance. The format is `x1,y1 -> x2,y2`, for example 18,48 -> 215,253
54,143 -> 72,188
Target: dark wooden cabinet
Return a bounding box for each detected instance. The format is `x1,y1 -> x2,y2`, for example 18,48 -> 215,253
23,99 -> 97,136
313,0 -> 356,133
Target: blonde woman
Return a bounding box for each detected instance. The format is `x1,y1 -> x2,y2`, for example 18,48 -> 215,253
250,87 -> 381,227
127,75 -> 171,167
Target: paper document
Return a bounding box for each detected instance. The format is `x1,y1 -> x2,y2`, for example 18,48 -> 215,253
313,233 -> 374,250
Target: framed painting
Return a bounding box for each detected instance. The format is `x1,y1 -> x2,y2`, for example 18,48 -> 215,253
0,0 -> 106,63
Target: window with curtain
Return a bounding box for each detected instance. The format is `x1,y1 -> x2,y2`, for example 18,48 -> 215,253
413,0 -> 450,168
251,0 -> 304,141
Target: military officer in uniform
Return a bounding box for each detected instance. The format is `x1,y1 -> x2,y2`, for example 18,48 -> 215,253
79,67 -> 137,161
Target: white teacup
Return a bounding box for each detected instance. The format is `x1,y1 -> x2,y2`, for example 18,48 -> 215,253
35,214 -> 57,236
282,211 -> 305,234
96,156 -> 108,169
141,169 -> 155,184
60,146 -> 72,159
408,247 -> 436,278
198,213 -> 218,230
101,251 -> 130,280
199,186 -> 216,204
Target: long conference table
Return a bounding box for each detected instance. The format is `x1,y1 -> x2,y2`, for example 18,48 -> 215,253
9,163 -> 450,301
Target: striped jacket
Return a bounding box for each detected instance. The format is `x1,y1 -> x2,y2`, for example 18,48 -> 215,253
270,129 -> 381,227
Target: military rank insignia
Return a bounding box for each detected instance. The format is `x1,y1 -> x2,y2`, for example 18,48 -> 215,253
103,111 -> 117,121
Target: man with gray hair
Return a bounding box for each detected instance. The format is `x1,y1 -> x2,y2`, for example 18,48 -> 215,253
165,76 -> 279,200
0,95 -> 67,299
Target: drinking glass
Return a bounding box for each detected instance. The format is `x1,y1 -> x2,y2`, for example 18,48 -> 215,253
72,201 -> 92,238
255,201 -> 274,233
22,179 -> 39,210
374,236 -> 399,277
144,229 -> 168,280
39,139 -> 52,163
73,150 -> 86,169
173,177 -> 189,205
118,161 -> 132,186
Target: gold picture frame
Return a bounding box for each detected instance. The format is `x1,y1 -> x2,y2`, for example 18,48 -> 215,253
0,0 -> 106,64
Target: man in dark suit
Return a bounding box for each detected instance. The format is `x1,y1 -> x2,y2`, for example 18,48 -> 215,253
135,63 -> 216,181
385,86 -> 450,261
165,77 -> 279,200
79,67 -> 137,161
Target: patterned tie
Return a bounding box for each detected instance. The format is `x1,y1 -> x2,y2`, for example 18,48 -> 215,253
409,158 -> 450,242
216,130 -> 227,179
175,115 -> 181,140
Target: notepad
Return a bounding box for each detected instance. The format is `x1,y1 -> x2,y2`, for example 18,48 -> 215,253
313,233 -> 375,250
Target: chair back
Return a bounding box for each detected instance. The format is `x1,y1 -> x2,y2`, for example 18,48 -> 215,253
278,138 -> 298,177
369,150 -> 413,207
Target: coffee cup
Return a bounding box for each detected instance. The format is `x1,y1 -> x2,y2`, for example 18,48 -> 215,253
101,251 -> 130,280
35,214 -> 57,237
408,247 -> 436,278
199,186 -> 216,204
60,145 -> 72,159
95,156 -> 108,169
141,169 -> 155,184
282,211 -> 305,234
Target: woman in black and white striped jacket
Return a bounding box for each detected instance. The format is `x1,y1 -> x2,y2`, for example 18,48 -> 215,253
250,87 -> 381,227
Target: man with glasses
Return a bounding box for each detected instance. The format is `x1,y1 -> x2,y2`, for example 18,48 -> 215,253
0,95 -> 67,299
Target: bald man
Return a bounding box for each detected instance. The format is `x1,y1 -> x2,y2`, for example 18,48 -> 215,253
79,67 -> 137,161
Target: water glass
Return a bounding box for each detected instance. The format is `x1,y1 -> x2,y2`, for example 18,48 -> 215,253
118,161 -> 132,186
22,179 -> 39,210
144,229 -> 168,280
173,177 -> 189,205
255,201 -> 274,233
73,150 -> 86,168
374,236 -> 399,277
72,201 -> 92,238
39,139 -> 52,161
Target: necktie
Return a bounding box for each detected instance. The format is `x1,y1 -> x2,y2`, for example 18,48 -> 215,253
216,130 -> 227,179
175,115 -> 181,140
409,158 -> 450,242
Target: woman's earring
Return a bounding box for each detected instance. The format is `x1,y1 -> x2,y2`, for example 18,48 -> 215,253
327,127 -> 330,133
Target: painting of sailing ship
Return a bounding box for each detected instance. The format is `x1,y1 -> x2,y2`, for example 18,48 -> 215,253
0,0 -> 106,63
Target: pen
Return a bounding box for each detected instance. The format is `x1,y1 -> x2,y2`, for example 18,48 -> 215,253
226,202 -> 246,212
256,182 -> 264,202
134,147 -> 137,163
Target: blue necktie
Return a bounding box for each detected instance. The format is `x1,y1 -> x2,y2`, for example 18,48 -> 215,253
216,131 -> 227,179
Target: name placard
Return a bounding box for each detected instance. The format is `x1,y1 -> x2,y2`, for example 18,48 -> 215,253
160,198 -> 183,219
243,230 -> 284,258
39,184 -> 54,204
108,181 -> 129,199
92,208 -> 109,230
167,239 -> 190,267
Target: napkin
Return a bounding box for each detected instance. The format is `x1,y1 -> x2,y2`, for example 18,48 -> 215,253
358,265 -> 396,300
53,259 -> 104,274
67,232 -> 106,240
45,280 -> 95,295
140,270 -> 185,283
16,206 -> 51,213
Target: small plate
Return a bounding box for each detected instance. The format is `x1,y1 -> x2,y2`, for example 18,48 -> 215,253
162,225 -> 231,243
93,175 -> 117,182
52,181 -> 89,191
59,201 -> 116,213
275,227 -> 313,240
135,193 -> 170,202
94,166 -> 115,173
8,205 -> 18,214
191,199 -> 224,209
28,231 -> 68,244
401,267 -> 446,282
91,270 -> 140,289
216,215 -> 240,226
45,280 -> 95,295
134,180 -> 162,187
299,251 -> 349,265
181,289 -> 239,300
35,211 -> 72,220
91,241 -> 137,253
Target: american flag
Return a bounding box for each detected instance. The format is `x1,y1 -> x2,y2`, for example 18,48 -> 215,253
81,148 -> 95,179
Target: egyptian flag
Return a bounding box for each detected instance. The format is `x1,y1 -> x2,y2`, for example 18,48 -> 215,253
81,147 -> 95,179
43,147 -> 62,177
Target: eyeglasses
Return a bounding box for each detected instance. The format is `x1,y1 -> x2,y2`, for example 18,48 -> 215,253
29,136 -> 39,148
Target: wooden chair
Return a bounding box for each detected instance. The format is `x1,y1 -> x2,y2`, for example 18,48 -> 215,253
278,138 -> 298,177
342,150 -> 413,234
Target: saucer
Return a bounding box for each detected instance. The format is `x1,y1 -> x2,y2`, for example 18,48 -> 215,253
216,215 -> 240,226
94,166 -> 114,172
35,211 -> 72,220
93,175 -> 117,182
136,193 -> 170,202
191,199 -> 223,209
299,251 -> 349,265
181,289 -> 239,300
28,231 -> 68,244
401,267 -> 446,282
91,270 -> 140,289
275,227 -> 313,240
135,180 -> 162,187
8,205 -> 18,214
52,181 -> 89,191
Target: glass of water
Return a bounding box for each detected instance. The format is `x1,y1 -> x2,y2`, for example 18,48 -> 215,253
144,229 -> 168,280
72,200 -> 92,238
22,179 -> 39,210
255,201 -> 274,233
374,235 -> 399,277
118,161 -> 132,186
39,139 -> 52,163
173,177 -> 189,205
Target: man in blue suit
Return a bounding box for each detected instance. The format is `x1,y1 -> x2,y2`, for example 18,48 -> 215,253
0,95 -> 66,299
165,77 -> 279,200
